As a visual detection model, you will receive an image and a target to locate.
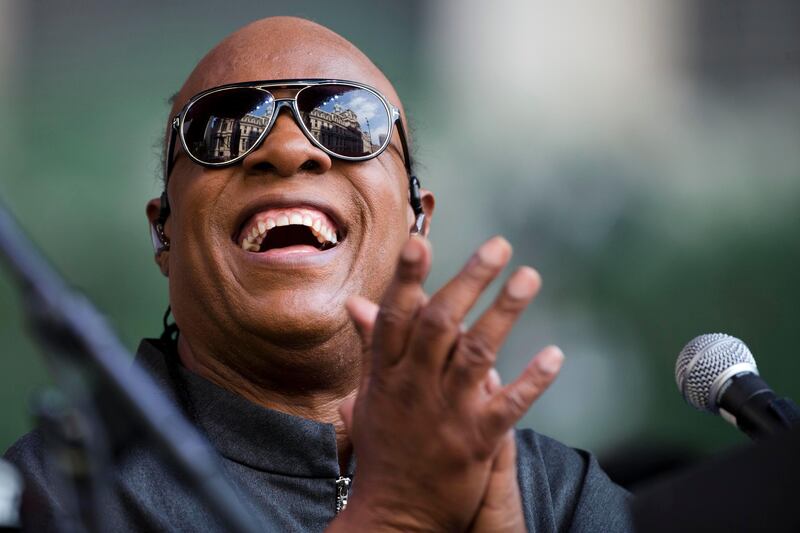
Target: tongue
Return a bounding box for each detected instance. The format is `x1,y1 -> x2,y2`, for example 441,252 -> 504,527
261,244 -> 321,255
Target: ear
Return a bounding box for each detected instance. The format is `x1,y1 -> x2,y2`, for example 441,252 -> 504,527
146,198 -> 170,277
418,188 -> 435,237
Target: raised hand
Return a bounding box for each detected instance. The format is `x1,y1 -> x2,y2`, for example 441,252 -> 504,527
331,236 -> 563,532
466,370 -> 532,533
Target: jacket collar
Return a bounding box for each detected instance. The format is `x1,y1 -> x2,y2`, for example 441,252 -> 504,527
134,338 -> 351,478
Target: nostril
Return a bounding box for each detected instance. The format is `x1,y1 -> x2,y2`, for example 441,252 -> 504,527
250,161 -> 277,173
299,160 -> 320,172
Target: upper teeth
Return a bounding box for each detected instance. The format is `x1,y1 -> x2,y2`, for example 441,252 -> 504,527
241,209 -> 338,252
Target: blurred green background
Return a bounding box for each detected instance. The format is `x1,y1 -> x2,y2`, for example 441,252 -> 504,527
2,0 -> 799,478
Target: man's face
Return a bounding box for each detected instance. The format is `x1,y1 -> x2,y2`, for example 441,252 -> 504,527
149,19 -> 430,378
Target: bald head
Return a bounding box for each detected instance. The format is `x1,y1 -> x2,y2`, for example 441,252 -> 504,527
172,17 -> 403,120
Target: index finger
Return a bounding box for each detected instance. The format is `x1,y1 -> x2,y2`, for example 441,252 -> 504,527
482,346 -> 564,440
406,236 -> 512,372
372,236 -> 432,369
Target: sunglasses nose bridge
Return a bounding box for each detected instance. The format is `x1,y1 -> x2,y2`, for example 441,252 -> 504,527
241,100 -> 332,177
268,98 -> 304,134
272,98 -> 296,108
262,99 -> 316,146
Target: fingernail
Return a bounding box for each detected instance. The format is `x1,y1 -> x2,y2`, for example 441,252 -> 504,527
477,236 -> 511,267
402,237 -> 423,262
506,267 -> 540,300
536,346 -> 564,375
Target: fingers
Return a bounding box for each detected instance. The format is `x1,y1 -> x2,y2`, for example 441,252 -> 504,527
482,346 -> 564,441
345,296 -> 379,387
345,296 -> 379,347
407,237 -> 512,372
338,395 -> 356,437
434,236 -> 511,322
493,430 -> 518,473
484,368 -> 503,395
372,236 -> 431,369
447,267 -> 541,389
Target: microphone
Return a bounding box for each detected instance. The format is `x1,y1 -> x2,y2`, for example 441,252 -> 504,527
675,333 -> 800,440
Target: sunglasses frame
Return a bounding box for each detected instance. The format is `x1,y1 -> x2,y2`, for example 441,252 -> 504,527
165,78 -> 415,180
157,79 -> 424,243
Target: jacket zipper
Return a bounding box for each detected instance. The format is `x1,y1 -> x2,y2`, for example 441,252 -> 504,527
335,476 -> 351,514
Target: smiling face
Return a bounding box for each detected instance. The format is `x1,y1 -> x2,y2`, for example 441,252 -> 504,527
147,18 -> 432,392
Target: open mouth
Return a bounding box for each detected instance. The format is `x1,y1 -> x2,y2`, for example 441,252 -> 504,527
237,206 -> 342,254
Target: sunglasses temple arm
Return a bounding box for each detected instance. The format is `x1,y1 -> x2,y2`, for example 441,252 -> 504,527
159,125 -> 178,223
394,118 -> 414,176
395,119 -> 425,234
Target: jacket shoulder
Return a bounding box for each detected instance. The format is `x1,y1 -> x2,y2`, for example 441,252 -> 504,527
5,428 -> 47,481
515,429 -> 633,532
4,428 -> 64,531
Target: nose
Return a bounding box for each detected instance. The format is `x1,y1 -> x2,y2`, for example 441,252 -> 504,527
241,108 -> 332,177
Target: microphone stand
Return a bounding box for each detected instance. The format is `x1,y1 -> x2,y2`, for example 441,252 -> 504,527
0,197 -> 264,533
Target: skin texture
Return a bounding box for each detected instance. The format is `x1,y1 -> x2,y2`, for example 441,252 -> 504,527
331,236 -> 563,532
145,16 -> 563,531
146,17 -> 433,438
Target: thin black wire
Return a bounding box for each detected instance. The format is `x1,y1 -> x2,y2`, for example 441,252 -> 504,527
161,305 -> 180,343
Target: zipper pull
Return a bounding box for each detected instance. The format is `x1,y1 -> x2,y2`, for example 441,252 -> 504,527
335,475 -> 351,514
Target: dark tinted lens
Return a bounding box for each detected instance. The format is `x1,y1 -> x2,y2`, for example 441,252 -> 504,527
297,85 -> 390,158
182,88 -> 274,163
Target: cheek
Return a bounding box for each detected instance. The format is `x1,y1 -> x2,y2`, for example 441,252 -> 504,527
352,174 -> 411,302
355,158 -> 409,230
169,167 -> 232,244
165,169 -> 238,310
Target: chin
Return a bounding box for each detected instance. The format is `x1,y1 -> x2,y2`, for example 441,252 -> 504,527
240,287 -> 351,348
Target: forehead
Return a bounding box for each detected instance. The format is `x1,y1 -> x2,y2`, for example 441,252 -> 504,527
174,20 -> 401,115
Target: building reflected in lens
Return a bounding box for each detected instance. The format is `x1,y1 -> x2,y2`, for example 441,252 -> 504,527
201,113 -> 268,162
306,103 -> 374,156
197,103 -> 380,162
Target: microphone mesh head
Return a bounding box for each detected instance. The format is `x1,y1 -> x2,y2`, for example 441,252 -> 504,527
675,333 -> 757,412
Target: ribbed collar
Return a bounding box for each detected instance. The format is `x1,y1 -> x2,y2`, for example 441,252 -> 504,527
134,338 -> 352,479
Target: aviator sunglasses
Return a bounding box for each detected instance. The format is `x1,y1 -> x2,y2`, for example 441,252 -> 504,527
156,79 -> 425,248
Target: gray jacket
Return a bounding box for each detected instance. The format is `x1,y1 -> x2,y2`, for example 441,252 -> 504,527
5,339 -> 633,532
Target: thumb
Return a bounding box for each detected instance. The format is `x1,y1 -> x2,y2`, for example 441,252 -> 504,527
345,295 -> 378,344
345,295 -> 379,383
494,429 -> 518,472
339,395 -> 357,437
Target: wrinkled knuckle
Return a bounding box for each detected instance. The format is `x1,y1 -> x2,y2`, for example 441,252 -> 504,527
418,305 -> 458,335
377,305 -> 410,329
463,260 -> 495,288
503,388 -> 530,418
457,334 -> 497,368
496,292 -> 527,314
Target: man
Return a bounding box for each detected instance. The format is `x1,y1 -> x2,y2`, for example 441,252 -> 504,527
5,16 -> 632,531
